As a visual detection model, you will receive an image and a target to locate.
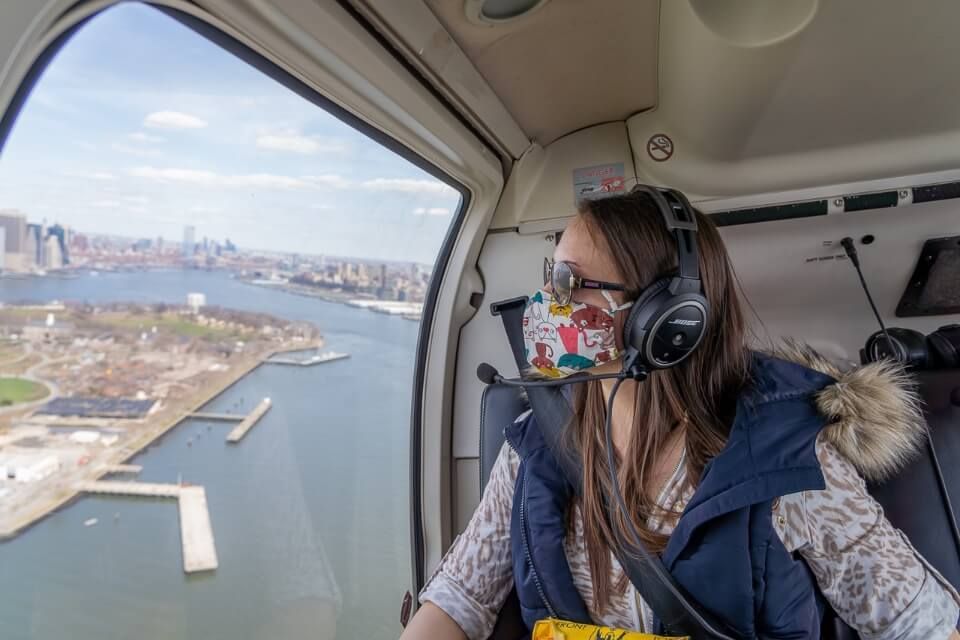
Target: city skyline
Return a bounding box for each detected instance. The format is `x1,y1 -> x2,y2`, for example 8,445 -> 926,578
0,3 -> 460,265
0,209 -> 436,269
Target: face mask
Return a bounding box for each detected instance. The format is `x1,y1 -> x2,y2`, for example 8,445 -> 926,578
522,289 -> 632,378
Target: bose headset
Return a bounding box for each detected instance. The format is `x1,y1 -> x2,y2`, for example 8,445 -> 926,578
621,184 -> 710,377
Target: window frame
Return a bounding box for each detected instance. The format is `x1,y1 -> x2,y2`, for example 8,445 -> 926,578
0,0 -> 506,607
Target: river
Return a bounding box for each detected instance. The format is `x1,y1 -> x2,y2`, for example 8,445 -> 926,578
0,269 -> 416,640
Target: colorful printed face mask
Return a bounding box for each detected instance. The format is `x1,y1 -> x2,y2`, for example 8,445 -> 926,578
522,289 -> 633,378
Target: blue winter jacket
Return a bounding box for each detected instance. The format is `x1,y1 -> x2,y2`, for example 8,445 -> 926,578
503,352 -> 863,638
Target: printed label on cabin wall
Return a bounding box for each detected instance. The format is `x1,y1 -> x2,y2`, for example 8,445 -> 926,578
573,163 -> 626,203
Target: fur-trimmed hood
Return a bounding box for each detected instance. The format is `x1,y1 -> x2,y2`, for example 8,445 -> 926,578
772,342 -> 927,482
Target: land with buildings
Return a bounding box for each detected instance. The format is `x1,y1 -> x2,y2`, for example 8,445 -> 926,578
0,298 -> 322,539
0,209 -> 433,318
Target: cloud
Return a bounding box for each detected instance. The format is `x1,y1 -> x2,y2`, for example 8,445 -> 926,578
128,166 -> 308,190
303,174 -> 352,189
144,110 -> 208,130
190,205 -> 223,213
112,143 -> 162,158
413,207 -> 452,216
129,132 -> 164,143
256,132 -> 346,155
360,178 -> 455,195
91,200 -> 120,208
122,195 -> 149,204
65,170 -> 115,180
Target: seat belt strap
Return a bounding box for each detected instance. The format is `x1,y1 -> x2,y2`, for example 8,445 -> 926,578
491,297 -> 734,640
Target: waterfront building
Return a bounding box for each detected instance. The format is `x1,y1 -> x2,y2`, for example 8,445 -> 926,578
187,292 -> 206,313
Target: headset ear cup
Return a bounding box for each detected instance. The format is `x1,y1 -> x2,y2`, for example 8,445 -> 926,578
929,325 -> 960,369
624,277 -> 671,353
864,328 -> 929,368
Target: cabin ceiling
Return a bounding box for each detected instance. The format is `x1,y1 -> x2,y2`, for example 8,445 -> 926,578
422,0 -> 659,147
361,0 -> 960,204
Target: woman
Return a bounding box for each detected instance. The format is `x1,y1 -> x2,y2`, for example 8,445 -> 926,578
402,187 -> 960,639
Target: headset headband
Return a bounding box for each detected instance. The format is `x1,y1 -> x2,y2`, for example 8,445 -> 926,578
630,184 -> 701,292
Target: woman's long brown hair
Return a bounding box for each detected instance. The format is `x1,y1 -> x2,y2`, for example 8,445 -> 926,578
572,190 -> 750,610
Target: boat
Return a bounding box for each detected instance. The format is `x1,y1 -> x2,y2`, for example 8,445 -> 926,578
84,518 -> 98,527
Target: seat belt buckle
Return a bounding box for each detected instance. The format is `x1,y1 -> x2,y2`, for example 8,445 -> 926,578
533,618 -> 688,640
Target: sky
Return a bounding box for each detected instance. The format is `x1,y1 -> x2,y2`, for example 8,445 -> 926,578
0,3 -> 461,264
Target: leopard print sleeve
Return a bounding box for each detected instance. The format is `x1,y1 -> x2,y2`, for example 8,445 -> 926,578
774,436 -> 960,639
418,441 -> 519,640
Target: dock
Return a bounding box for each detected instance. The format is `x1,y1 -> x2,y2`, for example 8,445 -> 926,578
267,351 -> 350,367
77,480 -> 181,498
187,412 -> 244,421
179,487 -> 218,572
76,480 -> 218,573
104,464 -> 143,475
226,398 -> 271,443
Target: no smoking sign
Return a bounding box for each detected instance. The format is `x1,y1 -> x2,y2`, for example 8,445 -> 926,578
647,133 -> 674,162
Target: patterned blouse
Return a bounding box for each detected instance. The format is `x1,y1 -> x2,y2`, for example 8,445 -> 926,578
420,415 -> 960,639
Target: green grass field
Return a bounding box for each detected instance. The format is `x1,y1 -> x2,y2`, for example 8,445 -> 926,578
0,377 -> 49,406
95,312 -> 248,340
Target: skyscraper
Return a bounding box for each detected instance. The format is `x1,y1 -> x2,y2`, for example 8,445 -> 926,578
44,235 -> 63,270
25,223 -> 43,268
182,225 -> 196,257
47,224 -> 68,265
0,210 -> 25,271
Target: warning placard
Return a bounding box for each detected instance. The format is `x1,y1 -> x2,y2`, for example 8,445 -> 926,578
573,163 -> 626,203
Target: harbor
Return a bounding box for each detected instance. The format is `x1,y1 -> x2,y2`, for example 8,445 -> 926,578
0,346 -> 273,541
0,268 -> 399,640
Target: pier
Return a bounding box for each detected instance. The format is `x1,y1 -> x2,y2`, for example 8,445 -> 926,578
179,487 -> 218,572
188,412 -> 244,421
226,398 -> 271,443
267,351 -> 350,367
104,464 -> 143,475
76,480 -> 218,573
77,480 -> 182,498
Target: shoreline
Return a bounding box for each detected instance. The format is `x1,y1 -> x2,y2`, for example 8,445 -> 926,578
0,339 -> 322,541
240,278 -> 423,320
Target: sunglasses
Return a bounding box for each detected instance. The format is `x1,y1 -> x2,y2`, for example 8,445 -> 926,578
543,258 -> 626,306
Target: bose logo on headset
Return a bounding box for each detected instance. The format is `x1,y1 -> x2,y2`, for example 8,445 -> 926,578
668,318 -> 701,326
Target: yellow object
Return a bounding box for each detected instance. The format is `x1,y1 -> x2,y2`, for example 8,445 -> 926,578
532,618 -> 688,640
549,302 -> 573,317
